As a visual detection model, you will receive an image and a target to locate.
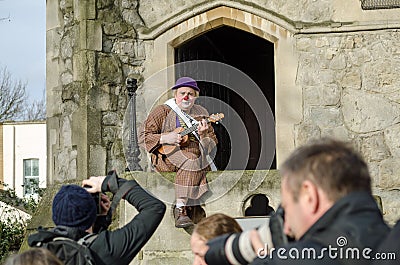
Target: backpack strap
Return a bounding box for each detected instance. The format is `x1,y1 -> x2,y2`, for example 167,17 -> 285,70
28,226 -> 90,247
109,181 -> 137,211
106,170 -> 136,223
77,233 -> 98,247
28,228 -> 58,246
50,233 -> 97,265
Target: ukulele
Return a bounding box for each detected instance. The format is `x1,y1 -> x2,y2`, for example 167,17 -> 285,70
158,113 -> 224,155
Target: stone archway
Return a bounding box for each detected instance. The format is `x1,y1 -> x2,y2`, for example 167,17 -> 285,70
139,6 -> 301,168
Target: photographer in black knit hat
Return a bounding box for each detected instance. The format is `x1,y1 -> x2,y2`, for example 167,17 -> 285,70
52,184 -> 99,232
29,171 -> 166,265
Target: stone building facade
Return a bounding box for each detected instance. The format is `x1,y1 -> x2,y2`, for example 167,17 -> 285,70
41,0 -> 400,263
46,0 -> 400,233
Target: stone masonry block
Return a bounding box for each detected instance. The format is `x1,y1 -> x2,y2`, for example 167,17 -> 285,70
79,20 -> 102,51
74,0 -> 96,20
89,144 -> 107,176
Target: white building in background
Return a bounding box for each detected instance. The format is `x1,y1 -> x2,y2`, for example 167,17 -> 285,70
0,121 -> 47,199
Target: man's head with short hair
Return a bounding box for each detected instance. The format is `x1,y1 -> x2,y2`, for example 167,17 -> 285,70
52,185 -> 97,231
280,138 -> 372,240
281,138 -> 371,202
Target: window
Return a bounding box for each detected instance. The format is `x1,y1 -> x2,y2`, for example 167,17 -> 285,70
23,159 -> 39,197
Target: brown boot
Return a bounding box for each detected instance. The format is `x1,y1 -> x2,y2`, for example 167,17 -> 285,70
174,206 -> 194,228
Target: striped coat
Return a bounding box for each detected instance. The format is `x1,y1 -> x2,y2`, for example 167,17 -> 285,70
139,104 -> 218,201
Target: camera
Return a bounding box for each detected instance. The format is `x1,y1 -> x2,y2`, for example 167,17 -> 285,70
83,185 -> 102,215
92,192 -> 102,214
205,207 -> 288,265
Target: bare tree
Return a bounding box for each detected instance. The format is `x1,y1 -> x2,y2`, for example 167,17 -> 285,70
24,90 -> 46,121
0,14 -> 10,22
0,66 -> 27,121
0,0 -> 11,22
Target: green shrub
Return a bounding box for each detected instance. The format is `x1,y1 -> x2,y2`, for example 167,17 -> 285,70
0,217 -> 26,262
0,183 -> 42,263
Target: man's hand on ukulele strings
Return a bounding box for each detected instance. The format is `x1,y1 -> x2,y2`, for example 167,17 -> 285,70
160,131 -> 182,146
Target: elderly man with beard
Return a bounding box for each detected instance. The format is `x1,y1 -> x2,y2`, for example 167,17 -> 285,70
140,77 -> 218,228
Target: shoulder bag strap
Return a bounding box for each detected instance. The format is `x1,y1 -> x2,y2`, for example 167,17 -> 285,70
164,99 -> 200,139
164,99 -> 217,171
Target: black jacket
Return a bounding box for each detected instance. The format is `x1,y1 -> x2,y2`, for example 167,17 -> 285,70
251,191 -> 390,265
89,176 -> 166,265
372,219 -> 400,265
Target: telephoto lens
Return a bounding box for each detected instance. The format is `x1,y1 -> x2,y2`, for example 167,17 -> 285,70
205,221 -> 273,265
205,207 -> 288,265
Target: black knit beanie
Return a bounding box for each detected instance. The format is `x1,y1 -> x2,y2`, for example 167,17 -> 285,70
52,185 -> 97,231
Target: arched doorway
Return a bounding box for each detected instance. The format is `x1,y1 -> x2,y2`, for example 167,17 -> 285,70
175,26 -> 276,170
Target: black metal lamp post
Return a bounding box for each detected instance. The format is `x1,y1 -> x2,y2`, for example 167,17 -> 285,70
125,78 -> 142,171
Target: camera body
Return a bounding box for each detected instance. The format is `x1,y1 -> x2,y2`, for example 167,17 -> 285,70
92,192 -> 102,214
83,185 -> 102,215
205,207 -> 287,265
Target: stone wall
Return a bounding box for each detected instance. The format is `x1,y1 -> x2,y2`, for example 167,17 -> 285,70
46,0 -> 400,226
294,31 -> 400,222
47,0 -> 139,183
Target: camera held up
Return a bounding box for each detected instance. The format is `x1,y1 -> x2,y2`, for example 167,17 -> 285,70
84,178 -> 103,215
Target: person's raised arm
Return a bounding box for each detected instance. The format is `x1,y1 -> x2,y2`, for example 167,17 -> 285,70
88,171 -> 166,265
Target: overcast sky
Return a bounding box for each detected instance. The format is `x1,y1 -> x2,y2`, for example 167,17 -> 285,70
0,0 -> 45,102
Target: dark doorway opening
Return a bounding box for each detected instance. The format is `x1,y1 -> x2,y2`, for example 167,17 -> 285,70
175,26 -> 276,170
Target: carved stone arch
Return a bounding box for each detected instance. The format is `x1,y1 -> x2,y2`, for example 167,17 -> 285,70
140,6 -> 301,168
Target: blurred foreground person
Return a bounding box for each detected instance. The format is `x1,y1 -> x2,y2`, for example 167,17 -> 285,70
191,213 -> 243,265
206,138 -> 390,265
5,248 -> 63,265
